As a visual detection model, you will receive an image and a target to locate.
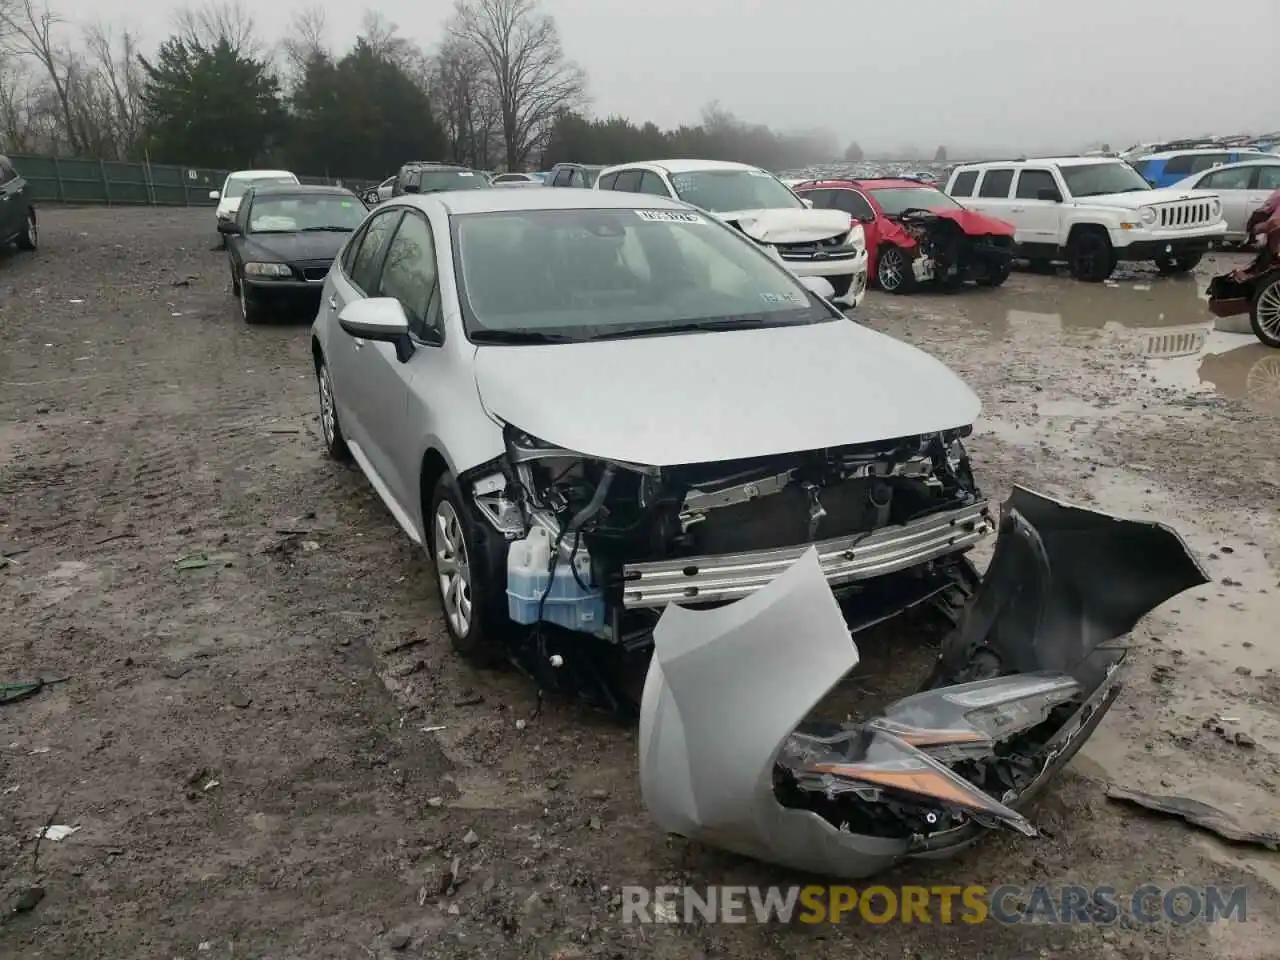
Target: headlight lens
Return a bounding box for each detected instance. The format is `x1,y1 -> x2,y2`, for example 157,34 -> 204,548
244,262 -> 292,278
1139,206 -> 1156,225
1211,198 -> 1222,218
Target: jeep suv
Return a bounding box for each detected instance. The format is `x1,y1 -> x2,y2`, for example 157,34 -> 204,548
944,158 -> 1227,281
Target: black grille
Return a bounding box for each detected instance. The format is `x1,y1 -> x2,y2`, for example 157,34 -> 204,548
775,234 -> 856,260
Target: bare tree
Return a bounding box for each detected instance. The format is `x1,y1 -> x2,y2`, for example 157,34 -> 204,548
448,0 -> 585,169
279,5 -> 327,81
0,0 -> 79,152
175,0 -> 258,56
81,23 -> 142,156
429,35 -> 494,166
357,11 -> 431,90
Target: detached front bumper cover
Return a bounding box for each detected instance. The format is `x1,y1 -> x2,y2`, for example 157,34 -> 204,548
638,486 -> 1209,879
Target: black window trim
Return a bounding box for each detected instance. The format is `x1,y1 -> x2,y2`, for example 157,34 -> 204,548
833,187 -> 877,221
344,207 -> 405,296
1014,168 -> 1058,200
612,168 -> 644,192
375,207 -> 445,347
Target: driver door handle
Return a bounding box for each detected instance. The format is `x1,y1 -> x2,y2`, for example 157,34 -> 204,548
327,296 -> 337,310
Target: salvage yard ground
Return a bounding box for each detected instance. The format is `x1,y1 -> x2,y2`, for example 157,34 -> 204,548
1,207 -> 1279,960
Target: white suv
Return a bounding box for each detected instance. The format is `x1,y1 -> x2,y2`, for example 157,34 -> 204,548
943,157 -> 1226,282
595,159 -> 868,307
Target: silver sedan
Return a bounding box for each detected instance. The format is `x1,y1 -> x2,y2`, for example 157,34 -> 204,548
1171,160 -> 1280,242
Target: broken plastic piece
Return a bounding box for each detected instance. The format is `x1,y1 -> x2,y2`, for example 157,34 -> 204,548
1105,785 -> 1280,851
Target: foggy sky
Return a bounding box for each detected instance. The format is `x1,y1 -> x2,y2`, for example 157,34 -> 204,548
57,0 -> 1280,153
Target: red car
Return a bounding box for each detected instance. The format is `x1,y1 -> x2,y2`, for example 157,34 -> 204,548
793,178 -> 1016,293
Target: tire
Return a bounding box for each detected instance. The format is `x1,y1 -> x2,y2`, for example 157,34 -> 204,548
876,245 -> 915,294
976,259 -> 1010,287
826,274 -> 853,298
16,209 -> 36,251
239,282 -> 266,324
229,263 -> 240,297
1066,228 -> 1115,282
428,473 -> 507,666
1155,250 -> 1203,275
1249,276 -> 1280,348
315,356 -> 351,461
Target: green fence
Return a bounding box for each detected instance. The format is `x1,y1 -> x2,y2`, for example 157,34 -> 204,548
10,154 -> 377,206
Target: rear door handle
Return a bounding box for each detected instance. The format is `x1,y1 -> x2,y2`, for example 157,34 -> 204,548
1010,206 -> 1025,213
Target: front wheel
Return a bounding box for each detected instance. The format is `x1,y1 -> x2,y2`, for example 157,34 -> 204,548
1155,250 -> 1203,275
976,259 -> 1010,287
428,474 -> 506,666
1067,229 -> 1115,282
16,209 -> 36,251
315,357 -> 351,461
239,283 -> 266,324
1250,275 -> 1280,348
876,245 -> 915,294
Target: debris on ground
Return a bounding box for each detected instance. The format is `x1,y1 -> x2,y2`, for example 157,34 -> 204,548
34,824 -> 80,841
1202,714 -> 1258,747
11,886 -> 45,913
1105,785 -> 1280,850
1,677 -> 69,706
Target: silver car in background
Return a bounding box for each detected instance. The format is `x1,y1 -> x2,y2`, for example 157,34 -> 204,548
1170,159 -> 1280,243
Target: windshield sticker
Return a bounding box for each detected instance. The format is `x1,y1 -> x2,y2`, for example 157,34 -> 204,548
671,175 -> 694,192
760,291 -> 808,306
636,209 -> 705,224
340,200 -> 353,207
457,171 -> 474,177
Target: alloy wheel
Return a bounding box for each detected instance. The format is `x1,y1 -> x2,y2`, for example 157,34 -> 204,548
879,249 -> 904,291
318,365 -> 336,447
1257,281 -> 1280,340
434,500 -> 473,638
27,214 -> 37,248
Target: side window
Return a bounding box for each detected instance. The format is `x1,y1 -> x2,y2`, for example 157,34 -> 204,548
1163,154 -> 1194,176
597,172 -> 619,190
977,169 -> 1014,198
1015,169 -> 1058,199
949,170 -> 978,196
552,168 -> 574,187
1188,153 -> 1231,175
636,171 -> 670,196
613,170 -> 643,192
1256,166 -> 1280,190
832,190 -> 876,221
1130,159 -> 1151,179
375,212 -> 441,341
348,210 -> 402,295
340,223 -> 368,276
1199,166 -> 1256,190
569,169 -> 588,188
799,189 -> 831,209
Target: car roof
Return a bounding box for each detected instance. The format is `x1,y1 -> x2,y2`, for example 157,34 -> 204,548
1141,147 -> 1270,158
227,169 -> 295,179
248,184 -> 354,197
1172,158 -> 1280,180
604,159 -> 762,176
951,157 -> 1121,170
400,188 -> 693,215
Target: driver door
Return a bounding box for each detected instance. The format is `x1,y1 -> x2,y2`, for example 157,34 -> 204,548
0,158 -> 21,241
324,208 -> 403,471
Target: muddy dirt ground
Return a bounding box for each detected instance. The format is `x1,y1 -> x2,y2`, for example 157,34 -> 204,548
1,207 -> 1278,959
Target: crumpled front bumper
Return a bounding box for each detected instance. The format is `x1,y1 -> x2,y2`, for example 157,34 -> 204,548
638,486 -> 1209,879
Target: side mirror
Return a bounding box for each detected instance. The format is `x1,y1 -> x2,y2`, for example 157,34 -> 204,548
209,190 -> 220,200
217,220 -> 241,235
1037,189 -> 1062,202
800,197 -> 815,208
362,190 -> 379,206
797,276 -> 835,300
402,183 -> 420,194
338,298 -> 415,362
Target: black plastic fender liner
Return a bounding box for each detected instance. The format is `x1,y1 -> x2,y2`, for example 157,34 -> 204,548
930,486 -> 1211,690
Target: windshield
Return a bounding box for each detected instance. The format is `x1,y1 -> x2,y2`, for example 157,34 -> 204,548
669,169 -> 803,213
452,208 -> 833,342
869,187 -> 960,216
417,170 -> 490,192
247,194 -> 366,233
225,176 -> 295,200
1060,162 -> 1152,198
582,166 -> 603,186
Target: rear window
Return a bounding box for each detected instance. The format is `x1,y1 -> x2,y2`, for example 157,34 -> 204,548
416,170 -> 490,192
949,170 -> 978,196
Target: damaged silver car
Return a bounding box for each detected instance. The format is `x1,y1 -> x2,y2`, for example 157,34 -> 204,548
312,188 -> 988,691
313,188 -> 1209,876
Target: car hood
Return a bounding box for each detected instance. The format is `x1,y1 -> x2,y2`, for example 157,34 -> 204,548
239,231 -> 351,262
472,320 -> 981,466
913,208 -> 1015,237
712,208 -> 853,244
1074,187 -> 1219,210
